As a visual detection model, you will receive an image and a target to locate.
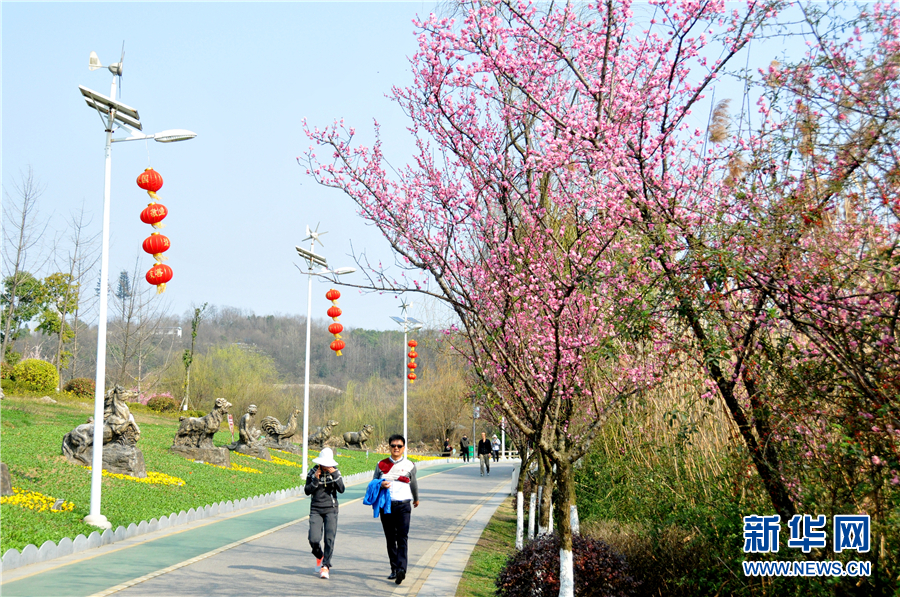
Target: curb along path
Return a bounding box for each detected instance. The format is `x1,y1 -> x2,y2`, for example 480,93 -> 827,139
1,461 -> 517,597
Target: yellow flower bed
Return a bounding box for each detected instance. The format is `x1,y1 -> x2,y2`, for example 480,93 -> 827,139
1,487 -> 75,512
270,455 -> 304,469
193,460 -> 262,474
229,462 -> 262,474
83,467 -> 185,486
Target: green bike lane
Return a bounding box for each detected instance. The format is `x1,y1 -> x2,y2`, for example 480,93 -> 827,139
1,462 -> 469,597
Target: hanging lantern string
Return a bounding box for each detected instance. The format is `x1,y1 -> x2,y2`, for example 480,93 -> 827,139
138,168 -> 171,294
326,289 -> 344,356
407,339 -> 418,382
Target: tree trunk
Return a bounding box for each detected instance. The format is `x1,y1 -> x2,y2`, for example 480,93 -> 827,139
537,455 -> 553,535
528,491 -> 537,540
514,440 -> 534,549
556,461 -> 576,597
516,491 -> 525,549
514,459 -> 528,550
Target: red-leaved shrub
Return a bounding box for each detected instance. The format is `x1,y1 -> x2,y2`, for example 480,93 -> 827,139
496,533 -> 639,597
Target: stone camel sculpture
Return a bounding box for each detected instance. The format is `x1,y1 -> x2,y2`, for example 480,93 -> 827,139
309,420 -> 339,447
342,424 -> 374,449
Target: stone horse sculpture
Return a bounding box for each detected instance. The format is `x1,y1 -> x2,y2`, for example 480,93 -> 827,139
62,385 -> 146,477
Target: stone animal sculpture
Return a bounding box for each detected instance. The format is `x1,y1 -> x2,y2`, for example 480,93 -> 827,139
309,420 -> 339,447
61,385 -> 146,477
260,408 -> 302,444
342,424 -> 374,449
62,385 -> 141,463
172,397 -> 232,449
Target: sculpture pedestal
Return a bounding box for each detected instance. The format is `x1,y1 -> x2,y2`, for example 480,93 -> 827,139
64,445 -> 147,478
169,446 -> 230,467
227,443 -> 272,461
262,440 -> 302,455
102,444 -> 147,478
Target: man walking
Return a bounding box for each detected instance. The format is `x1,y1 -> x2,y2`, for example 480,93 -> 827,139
477,432 -> 492,476
459,435 -> 470,462
373,434 -> 419,585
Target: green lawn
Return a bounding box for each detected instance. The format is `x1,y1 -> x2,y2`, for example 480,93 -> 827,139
0,395 -> 431,554
456,495 -> 518,597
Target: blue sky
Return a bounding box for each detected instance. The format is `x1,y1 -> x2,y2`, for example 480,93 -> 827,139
2,2 -> 441,331
3,2 -> 807,332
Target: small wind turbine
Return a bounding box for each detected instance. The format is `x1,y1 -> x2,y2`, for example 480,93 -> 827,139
302,223 -> 327,247
89,42 -> 126,96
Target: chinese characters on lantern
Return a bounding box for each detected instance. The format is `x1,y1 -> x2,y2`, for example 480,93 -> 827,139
407,339 -> 418,383
137,168 -> 172,293
326,289 -> 345,356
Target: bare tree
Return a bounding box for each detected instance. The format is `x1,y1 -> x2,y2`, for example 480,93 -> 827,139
410,337 -> 470,444
181,302 -> 208,410
107,256 -> 172,389
2,167 -> 53,361
59,203 -> 100,381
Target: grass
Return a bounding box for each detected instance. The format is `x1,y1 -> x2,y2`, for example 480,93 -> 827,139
0,394 -> 436,554
456,495 -> 518,597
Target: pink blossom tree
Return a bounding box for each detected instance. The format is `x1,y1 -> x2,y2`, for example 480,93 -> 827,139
700,1 -> 900,529
304,0 -> 782,591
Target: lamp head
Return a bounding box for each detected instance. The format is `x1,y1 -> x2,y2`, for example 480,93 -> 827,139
153,129 -> 197,143
332,267 -> 356,275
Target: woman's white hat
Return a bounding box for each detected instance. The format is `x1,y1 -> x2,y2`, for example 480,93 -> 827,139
313,447 -> 338,467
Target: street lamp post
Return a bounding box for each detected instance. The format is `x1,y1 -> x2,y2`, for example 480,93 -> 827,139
390,301 -> 422,458
79,52 -> 195,529
295,226 -> 354,477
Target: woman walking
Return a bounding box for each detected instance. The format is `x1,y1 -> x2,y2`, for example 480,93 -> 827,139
304,447 -> 345,579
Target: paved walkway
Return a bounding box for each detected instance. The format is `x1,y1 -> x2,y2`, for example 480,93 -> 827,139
1,461 -> 517,597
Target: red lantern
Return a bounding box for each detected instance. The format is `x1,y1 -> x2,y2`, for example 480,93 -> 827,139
325,289 -> 341,301
407,373 -> 417,382
327,305 -> 342,319
140,203 -> 168,228
330,339 -> 345,356
136,168 -> 163,200
328,322 -> 344,336
408,339 -> 418,348
407,362 -> 417,370
142,233 -> 170,262
408,350 -> 418,359
146,263 -> 173,294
